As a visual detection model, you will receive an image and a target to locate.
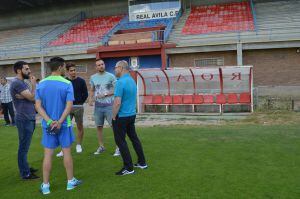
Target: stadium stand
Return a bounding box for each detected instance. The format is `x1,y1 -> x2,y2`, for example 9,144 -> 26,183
182,1 -> 254,35
0,25 -> 57,57
48,15 -> 123,46
168,0 -> 300,47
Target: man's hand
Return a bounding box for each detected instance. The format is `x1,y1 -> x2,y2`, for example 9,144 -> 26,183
50,121 -> 62,130
30,75 -> 36,85
96,94 -> 105,99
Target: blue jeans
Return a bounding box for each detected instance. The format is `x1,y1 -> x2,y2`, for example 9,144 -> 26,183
94,106 -> 113,127
15,119 -> 35,178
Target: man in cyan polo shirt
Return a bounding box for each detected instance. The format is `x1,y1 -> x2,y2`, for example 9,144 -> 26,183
35,57 -> 81,195
112,60 -> 147,176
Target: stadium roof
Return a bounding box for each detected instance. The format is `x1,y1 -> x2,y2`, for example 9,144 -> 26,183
0,0 -> 103,13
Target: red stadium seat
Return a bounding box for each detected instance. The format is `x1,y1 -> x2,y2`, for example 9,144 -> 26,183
203,95 -> 214,104
216,94 -> 226,104
183,95 -> 194,104
153,95 -> 163,104
227,93 -> 238,104
194,95 -> 204,104
164,96 -> 172,104
173,95 -> 183,104
143,95 -> 153,104
240,93 -> 251,103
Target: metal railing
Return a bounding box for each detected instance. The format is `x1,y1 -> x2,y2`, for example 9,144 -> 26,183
102,15 -> 128,46
250,0 -> 258,32
40,12 -> 86,50
164,9 -> 182,42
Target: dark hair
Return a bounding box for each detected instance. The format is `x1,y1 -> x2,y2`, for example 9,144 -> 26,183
66,62 -> 76,71
48,57 -> 65,72
13,61 -> 28,74
36,78 -> 41,83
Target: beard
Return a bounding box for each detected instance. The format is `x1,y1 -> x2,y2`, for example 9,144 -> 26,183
22,72 -> 30,79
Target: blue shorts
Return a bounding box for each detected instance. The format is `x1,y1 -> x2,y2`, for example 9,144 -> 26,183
41,126 -> 75,149
94,105 -> 113,127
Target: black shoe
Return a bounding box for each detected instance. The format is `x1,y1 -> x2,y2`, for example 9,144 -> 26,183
134,163 -> 148,169
30,167 -> 38,173
115,168 -> 135,176
22,173 -> 40,180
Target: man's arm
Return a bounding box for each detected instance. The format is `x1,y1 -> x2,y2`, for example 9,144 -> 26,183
19,76 -> 36,101
57,101 -> 73,126
112,97 -> 121,120
82,79 -> 89,103
35,99 -> 51,122
88,85 -> 95,106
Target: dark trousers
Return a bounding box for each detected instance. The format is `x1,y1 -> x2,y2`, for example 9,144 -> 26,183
15,119 -> 35,178
2,102 -> 15,125
112,115 -> 146,170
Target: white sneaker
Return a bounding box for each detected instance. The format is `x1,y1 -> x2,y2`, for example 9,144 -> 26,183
56,151 -> 63,157
113,148 -> 121,157
94,146 -> 105,155
76,144 -> 82,153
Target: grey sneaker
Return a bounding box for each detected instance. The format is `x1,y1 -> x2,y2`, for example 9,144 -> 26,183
113,148 -> 121,157
134,163 -> 148,169
94,146 -> 105,155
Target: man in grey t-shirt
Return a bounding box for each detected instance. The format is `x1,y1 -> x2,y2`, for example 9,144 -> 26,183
10,61 -> 39,180
88,59 -> 120,156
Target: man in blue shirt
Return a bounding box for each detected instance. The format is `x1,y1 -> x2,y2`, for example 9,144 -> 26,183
35,57 -> 81,195
112,60 -> 147,176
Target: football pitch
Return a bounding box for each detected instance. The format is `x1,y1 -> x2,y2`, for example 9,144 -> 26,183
0,119 -> 300,198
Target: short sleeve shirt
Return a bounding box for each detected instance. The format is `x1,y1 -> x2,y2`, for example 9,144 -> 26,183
90,72 -> 116,107
114,73 -> 137,117
10,78 -> 36,120
35,76 -> 74,128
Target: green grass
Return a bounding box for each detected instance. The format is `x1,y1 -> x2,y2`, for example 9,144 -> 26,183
0,120 -> 300,198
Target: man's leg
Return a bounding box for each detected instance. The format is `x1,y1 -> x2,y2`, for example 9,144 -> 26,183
62,147 -> 73,180
17,120 -> 35,178
43,148 -> 54,183
76,123 -> 83,144
126,116 -> 146,165
7,102 -> 15,124
74,107 -> 84,145
2,103 -> 10,125
104,106 -> 119,154
112,117 -> 133,170
97,126 -> 104,147
94,107 -> 105,148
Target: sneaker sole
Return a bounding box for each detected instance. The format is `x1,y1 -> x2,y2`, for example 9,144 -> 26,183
67,183 -> 82,190
41,190 -> 50,195
134,165 -> 148,169
67,187 -> 76,191
119,170 -> 135,176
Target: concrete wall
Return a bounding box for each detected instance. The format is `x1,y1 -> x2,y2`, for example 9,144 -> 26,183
169,51 -> 237,68
243,48 -> 300,86
1,63 -> 42,80
168,48 -> 300,87
0,0 -> 128,31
